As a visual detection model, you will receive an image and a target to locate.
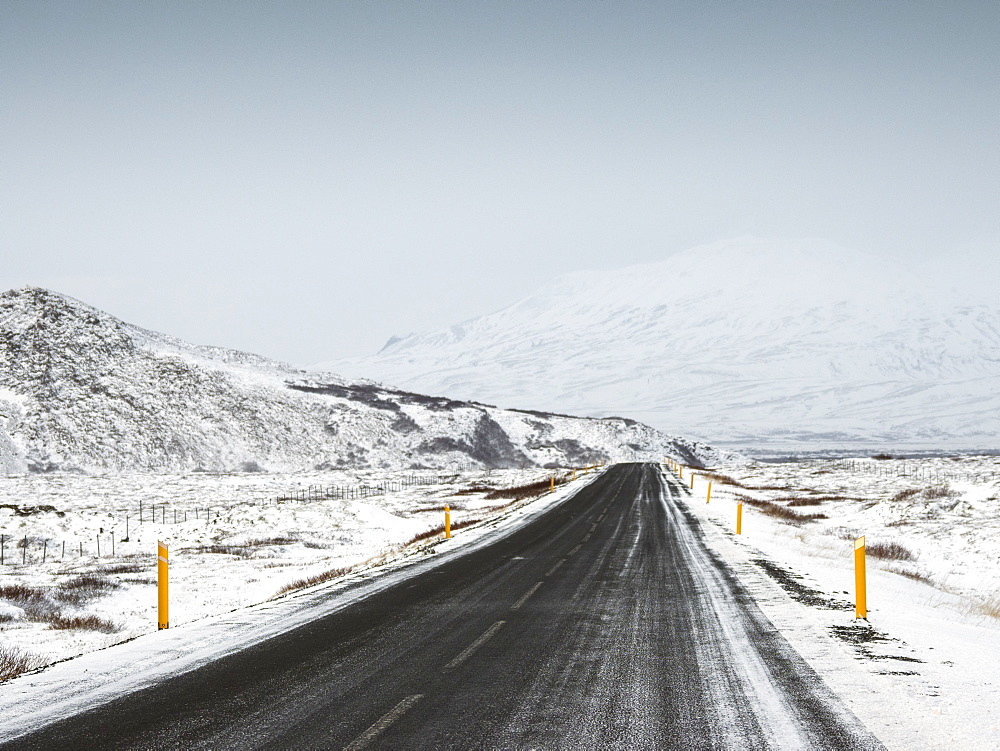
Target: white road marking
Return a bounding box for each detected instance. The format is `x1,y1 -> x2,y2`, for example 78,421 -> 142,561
511,582 -> 543,610
545,559 -> 565,577
443,621 -> 506,670
568,544 -> 582,555
342,694 -> 423,751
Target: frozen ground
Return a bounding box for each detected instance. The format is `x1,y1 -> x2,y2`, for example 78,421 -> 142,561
2,457 -> 998,749
684,454 -> 1000,750
0,467 -> 571,672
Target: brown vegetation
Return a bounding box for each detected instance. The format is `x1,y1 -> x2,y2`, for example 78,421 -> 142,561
48,614 -> 120,633
866,541 -> 915,561
0,644 -> 46,682
735,495 -> 827,523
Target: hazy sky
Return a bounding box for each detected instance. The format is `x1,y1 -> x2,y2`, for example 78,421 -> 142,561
2,1 -> 998,363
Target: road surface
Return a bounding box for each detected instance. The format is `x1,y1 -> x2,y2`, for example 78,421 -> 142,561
4,463 -> 884,750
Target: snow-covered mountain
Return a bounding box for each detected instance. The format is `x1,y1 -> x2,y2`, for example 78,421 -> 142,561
321,238 -> 1000,452
0,287 -> 724,473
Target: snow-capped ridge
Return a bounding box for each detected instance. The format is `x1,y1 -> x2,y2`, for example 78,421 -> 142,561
0,286 -> 726,473
321,238 -> 1000,450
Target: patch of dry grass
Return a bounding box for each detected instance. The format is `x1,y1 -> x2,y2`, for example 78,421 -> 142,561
48,614 -> 121,633
403,518 -> 482,547
0,584 -> 61,621
484,475 -> 568,501
882,565 -> 932,584
0,644 -> 46,682
452,485 -> 494,496
699,472 -> 746,487
967,592 -> 1000,620
54,574 -> 121,606
274,566 -> 354,597
866,541 -> 915,561
735,495 -> 827,523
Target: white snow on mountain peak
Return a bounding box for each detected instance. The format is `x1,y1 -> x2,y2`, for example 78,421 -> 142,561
320,238 -> 1000,451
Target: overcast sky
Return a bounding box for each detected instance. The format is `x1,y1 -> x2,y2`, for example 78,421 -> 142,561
2,1 -> 998,363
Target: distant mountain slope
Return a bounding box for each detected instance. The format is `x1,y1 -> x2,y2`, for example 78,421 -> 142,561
0,287 -> 724,473
321,238 -> 1000,451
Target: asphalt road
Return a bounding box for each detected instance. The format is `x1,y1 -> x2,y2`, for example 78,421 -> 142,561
5,463 -> 884,750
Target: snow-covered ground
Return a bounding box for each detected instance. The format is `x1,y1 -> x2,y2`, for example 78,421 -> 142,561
0,466 -> 574,673
682,455 -> 1000,750
2,457 -> 998,749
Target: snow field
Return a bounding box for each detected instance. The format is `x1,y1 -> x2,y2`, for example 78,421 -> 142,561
678,456 -> 1000,750
0,467 -> 568,673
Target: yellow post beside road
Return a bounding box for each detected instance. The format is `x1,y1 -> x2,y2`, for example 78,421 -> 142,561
736,503 -> 743,535
706,481 -> 712,504
572,468 -> 577,481
157,540 -> 169,630
855,536 -> 867,619
444,506 -> 451,538
689,473 -> 695,489
550,476 -> 555,493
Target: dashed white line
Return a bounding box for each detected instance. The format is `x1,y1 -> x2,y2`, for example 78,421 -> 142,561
343,694 -> 423,751
568,544 -> 582,556
511,582 -> 543,610
545,559 -> 565,577
443,621 -> 506,670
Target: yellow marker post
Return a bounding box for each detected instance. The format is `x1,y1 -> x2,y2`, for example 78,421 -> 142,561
679,466 -> 684,479
444,506 -> 451,539
855,536 -> 867,619
550,476 -> 555,493
572,468 -> 577,481
706,481 -> 712,504
157,540 -> 169,630
736,503 -> 743,535
689,473 -> 695,489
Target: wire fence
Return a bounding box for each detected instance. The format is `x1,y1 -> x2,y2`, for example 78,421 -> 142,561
835,459 -> 999,484
0,473 -> 444,569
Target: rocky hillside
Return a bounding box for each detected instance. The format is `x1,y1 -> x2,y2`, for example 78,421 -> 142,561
0,287 -> 725,473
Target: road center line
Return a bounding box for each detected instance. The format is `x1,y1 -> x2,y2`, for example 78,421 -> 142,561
545,559 -> 565,576
511,582 -> 543,610
443,621 -> 506,670
582,533 -> 591,542
568,544 -> 581,555
342,694 -> 423,751
590,523 -> 597,531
